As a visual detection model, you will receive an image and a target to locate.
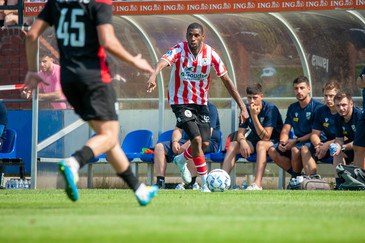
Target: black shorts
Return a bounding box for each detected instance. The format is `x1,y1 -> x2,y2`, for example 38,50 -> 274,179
171,104 -> 211,142
61,74 -> 118,121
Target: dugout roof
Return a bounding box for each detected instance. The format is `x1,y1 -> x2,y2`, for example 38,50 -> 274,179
25,1 -> 365,131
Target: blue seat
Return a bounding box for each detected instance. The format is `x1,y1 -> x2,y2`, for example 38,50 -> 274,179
139,130 -> 174,163
0,128 -> 17,158
0,128 -> 25,184
205,130 -> 223,160
88,129 -> 153,162
122,129 -> 153,161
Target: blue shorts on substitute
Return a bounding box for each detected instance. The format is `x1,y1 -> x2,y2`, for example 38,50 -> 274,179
306,142 -> 332,162
162,138 -> 219,162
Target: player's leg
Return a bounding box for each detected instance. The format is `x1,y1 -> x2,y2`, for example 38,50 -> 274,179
88,120 -> 158,206
291,146 -> 303,176
268,146 -> 291,170
333,152 -> 345,189
301,145 -> 317,176
154,142 -> 169,188
268,144 -> 297,178
222,141 -> 240,173
185,160 -> 198,189
354,145 -> 365,169
249,140 -> 274,190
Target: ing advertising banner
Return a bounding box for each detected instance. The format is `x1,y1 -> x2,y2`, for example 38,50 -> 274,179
24,0 -> 365,16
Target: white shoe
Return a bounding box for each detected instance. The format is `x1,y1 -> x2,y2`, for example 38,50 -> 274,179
64,157 -> 80,183
135,184 -> 159,206
173,156 -> 192,184
245,183 -> 262,191
192,182 -> 201,190
175,183 -> 185,190
201,184 -> 211,193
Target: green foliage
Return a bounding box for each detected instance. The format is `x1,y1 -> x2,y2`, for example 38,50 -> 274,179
1,189 -> 365,242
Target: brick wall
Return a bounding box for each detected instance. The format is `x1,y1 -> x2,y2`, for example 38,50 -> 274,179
0,27 -> 30,109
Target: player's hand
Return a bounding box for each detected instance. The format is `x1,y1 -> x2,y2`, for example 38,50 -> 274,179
20,89 -> 33,100
146,77 -> 157,93
278,141 -> 287,152
24,71 -> 48,90
132,54 -> 154,74
316,143 -> 328,159
239,140 -> 251,158
238,108 -> 249,125
249,103 -> 260,117
171,141 -> 180,154
331,143 -> 342,156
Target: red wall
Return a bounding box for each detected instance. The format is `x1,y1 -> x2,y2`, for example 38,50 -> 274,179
0,27 -> 30,109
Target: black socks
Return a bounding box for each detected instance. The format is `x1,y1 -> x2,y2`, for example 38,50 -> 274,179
118,166 -> 141,192
74,146 -> 95,168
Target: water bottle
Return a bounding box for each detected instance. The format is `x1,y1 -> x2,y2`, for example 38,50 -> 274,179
9,179 -> 15,189
19,179 -> 24,189
24,179 -> 29,189
14,179 -> 19,189
329,143 -> 338,154
5,180 -> 10,189
241,180 -> 248,189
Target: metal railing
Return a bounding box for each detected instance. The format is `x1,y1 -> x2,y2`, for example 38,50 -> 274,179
0,0 -> 24,26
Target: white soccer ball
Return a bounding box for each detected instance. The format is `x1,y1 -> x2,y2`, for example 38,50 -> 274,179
206,169 -> 231,192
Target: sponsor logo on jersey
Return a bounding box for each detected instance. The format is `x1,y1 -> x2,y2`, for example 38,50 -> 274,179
306,112 -> 311,120
184,110 -> 192,118
202,115 -> 210,123
352,125 -> 356,132
201,58 -> 209,66
181,70 -> 209,81
342,126 -> 347,135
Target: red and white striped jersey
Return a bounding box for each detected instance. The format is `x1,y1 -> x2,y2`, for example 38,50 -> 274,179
162,41 -> 227,105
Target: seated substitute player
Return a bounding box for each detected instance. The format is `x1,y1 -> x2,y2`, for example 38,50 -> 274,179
268,76 -> 323,180
301,80 -> 340,176
25,0 -> 158,205
155,102 -> 221,190
146,22 -> 248,192
353,67 -> 365,169
330,92 -> 362,189
221,83 -> 283,190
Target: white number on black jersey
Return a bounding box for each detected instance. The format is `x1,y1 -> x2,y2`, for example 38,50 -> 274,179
56,8 -> 85,47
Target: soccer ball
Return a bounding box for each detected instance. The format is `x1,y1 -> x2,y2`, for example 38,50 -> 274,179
206,169 -> 231,192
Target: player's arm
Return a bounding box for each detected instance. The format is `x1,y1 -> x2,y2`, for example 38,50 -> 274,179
279,124 -> 291,144
39,90 -> 63,100
146,59 -> 169,93
296,132 -> 311,144
250,113 -> 273,141
219,73 -> 249,124
332,137 -> 344,156
24,18 -> 49,90
97,24 -> 153,74
310,129 -> 322,148
237,127 -> 251,157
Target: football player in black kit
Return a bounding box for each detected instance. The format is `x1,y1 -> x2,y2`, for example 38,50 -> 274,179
24,0 -> 158,206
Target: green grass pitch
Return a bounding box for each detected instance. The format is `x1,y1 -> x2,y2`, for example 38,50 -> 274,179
1,189 -> 365,242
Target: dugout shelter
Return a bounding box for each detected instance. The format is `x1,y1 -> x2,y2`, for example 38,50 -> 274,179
2,0 -> 365,189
